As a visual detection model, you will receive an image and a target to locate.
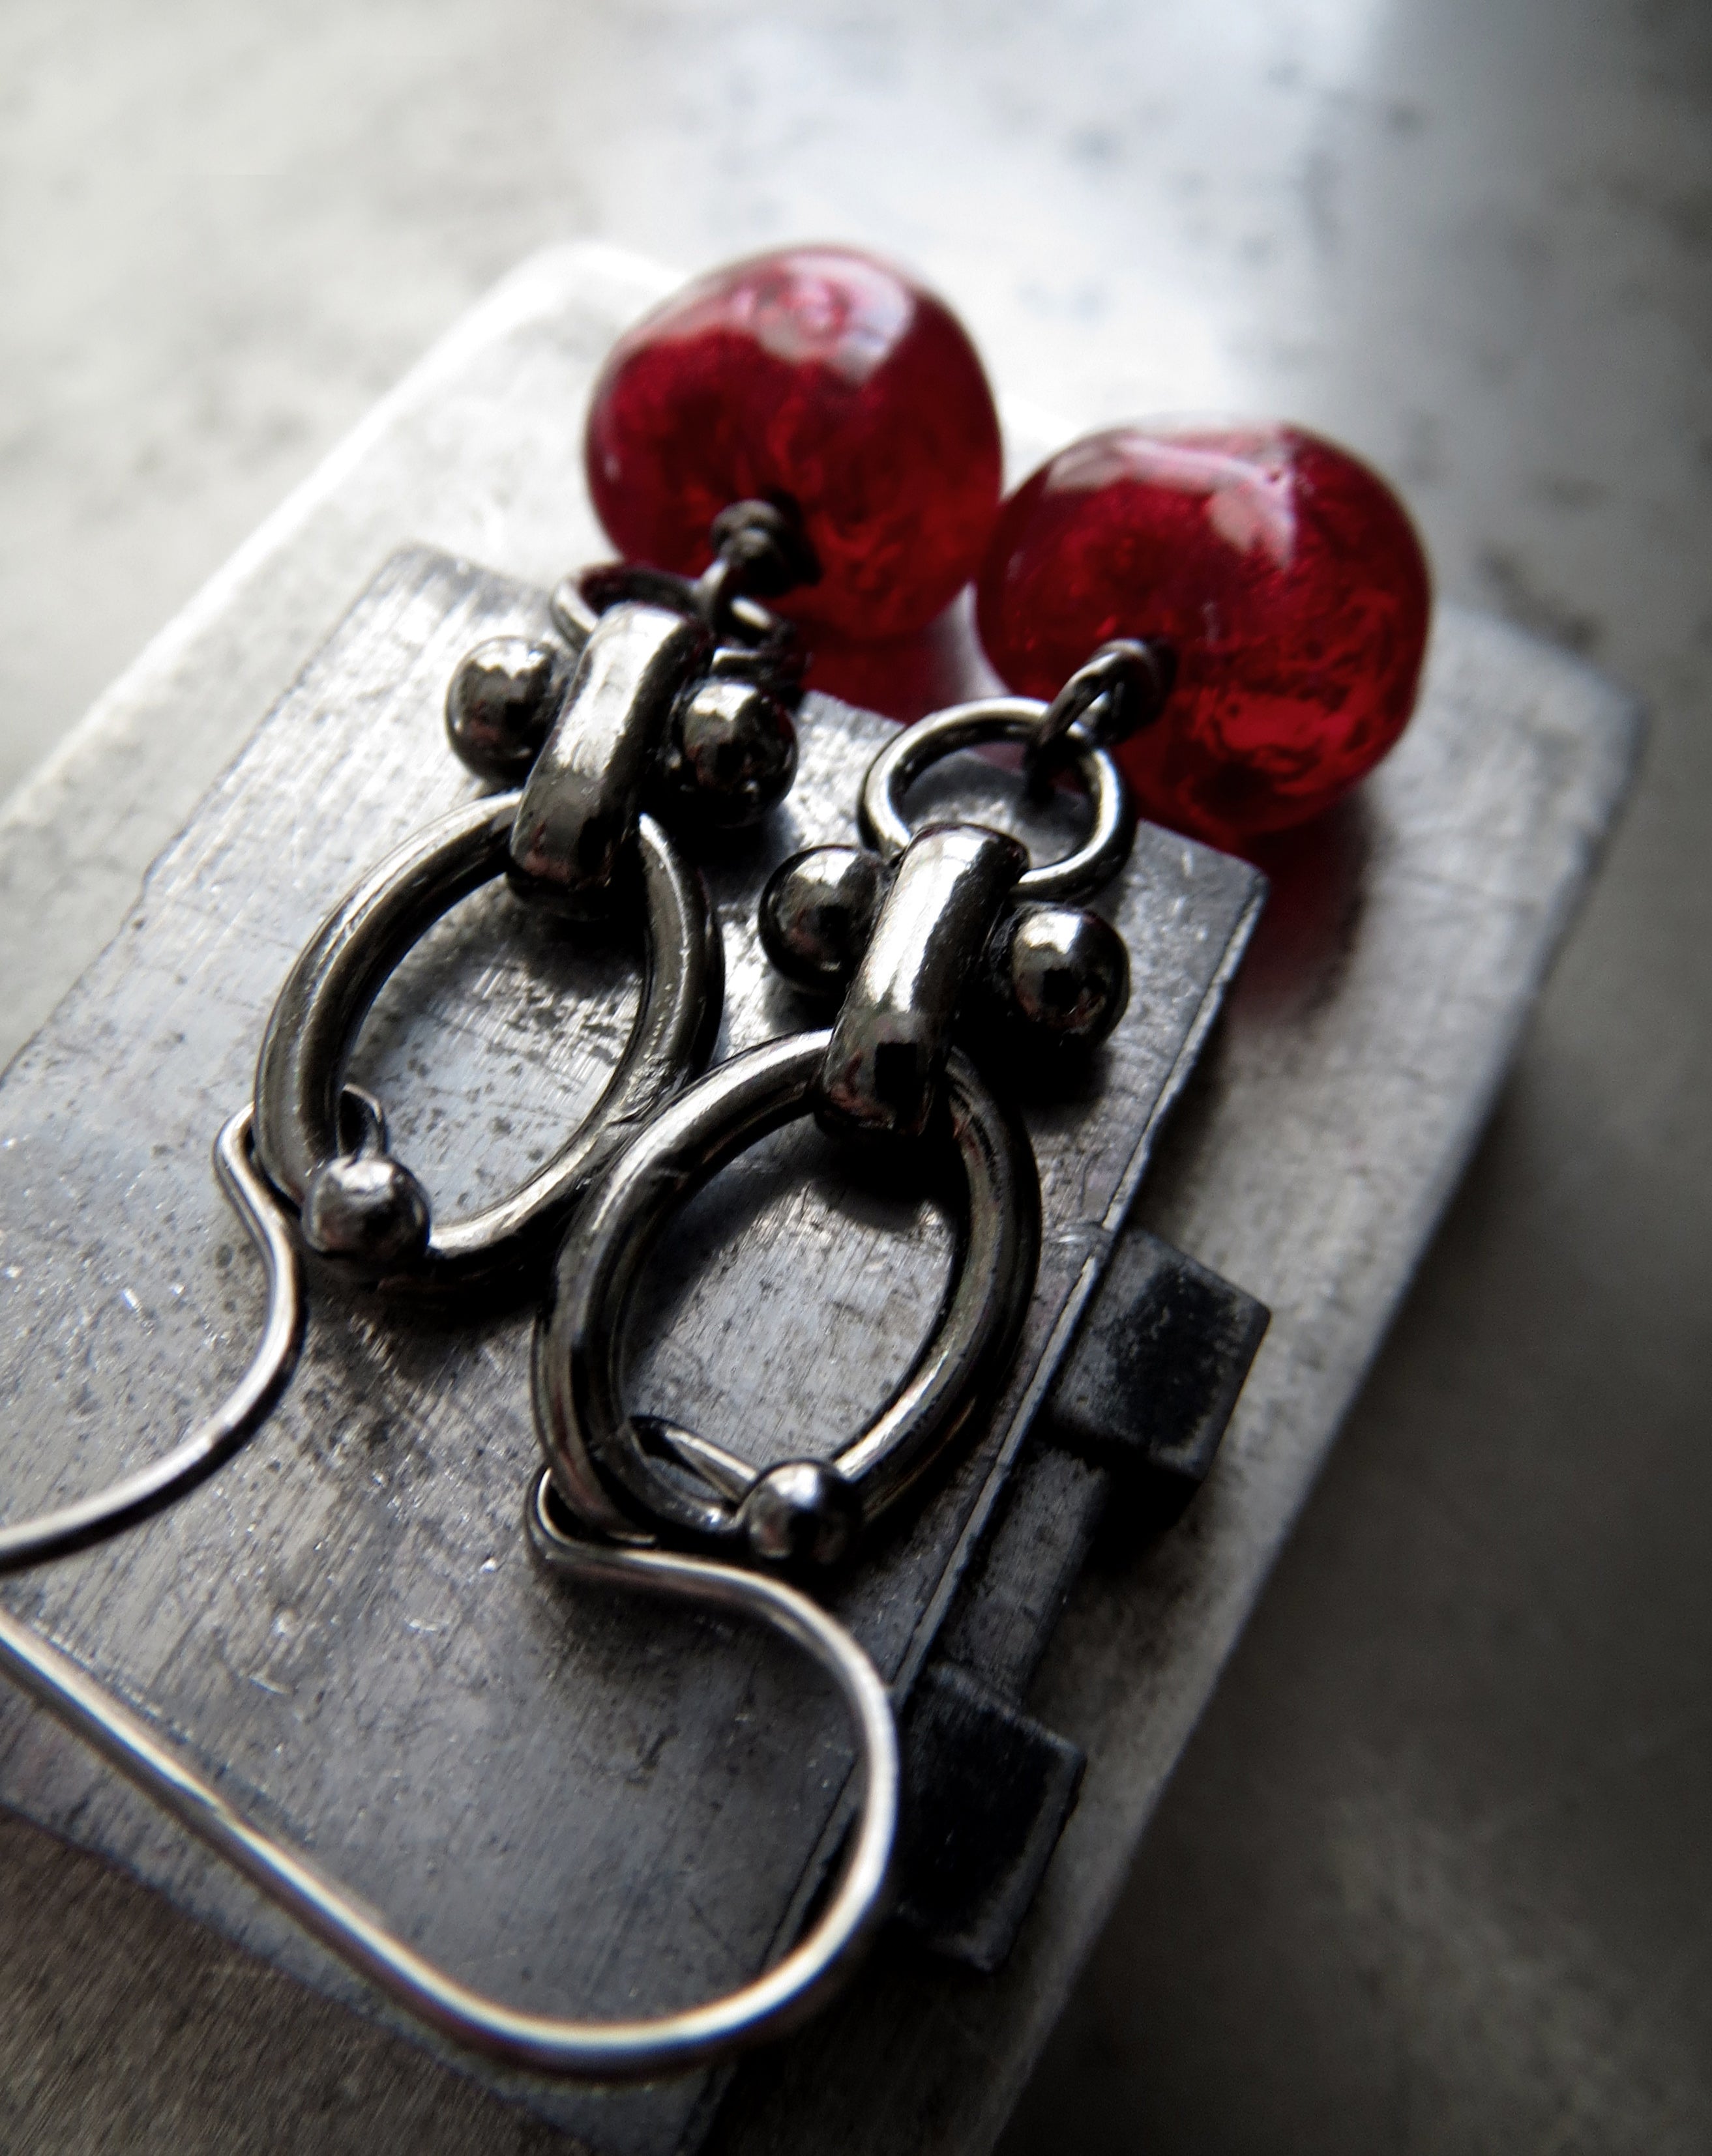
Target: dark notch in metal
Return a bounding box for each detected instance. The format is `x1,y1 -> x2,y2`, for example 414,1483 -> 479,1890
893,1663 -> 1085,1975
1044,1223 -> 1271,1494
892,1220 -> 1270,1972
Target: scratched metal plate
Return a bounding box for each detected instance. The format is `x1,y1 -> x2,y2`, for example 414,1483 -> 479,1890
0,546 -> 1261,2152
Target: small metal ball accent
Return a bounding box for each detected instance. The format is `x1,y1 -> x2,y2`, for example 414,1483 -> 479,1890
759,845 -> 891,994
739,1459 -> 863,1569
302,1153 -> 432,1269
445,637 -> 567,783
992,904 -> 1130,1045
657,678 -> 799,829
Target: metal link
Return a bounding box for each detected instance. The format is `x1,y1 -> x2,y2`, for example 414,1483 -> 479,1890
552,561 -> 790,665
254,793 -> 720,1291
509,603 -> 711,917
694,499 -> 821,641
816,824 -> 1027,1141
258,507 -> 829,1287
534,1029 -> 1040,1553
1024,637 -> 1175,791
550,497 -> 817,696
860,697 -> 1136,904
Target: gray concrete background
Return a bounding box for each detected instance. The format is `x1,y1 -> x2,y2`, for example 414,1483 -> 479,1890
1,1 -> 1708,2150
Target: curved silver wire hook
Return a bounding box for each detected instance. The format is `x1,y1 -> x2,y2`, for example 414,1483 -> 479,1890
0,1466 -> 898,2080
0,1108 -> 305,1574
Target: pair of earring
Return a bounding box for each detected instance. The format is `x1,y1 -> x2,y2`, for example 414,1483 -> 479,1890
0,242 -> 1426,2078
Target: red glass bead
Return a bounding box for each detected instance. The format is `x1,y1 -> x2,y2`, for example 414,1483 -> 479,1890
585,247 -> 1002,641
976,424 -> 1432,846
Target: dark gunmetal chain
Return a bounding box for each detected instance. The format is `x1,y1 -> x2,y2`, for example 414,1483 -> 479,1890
694,498 -> 821,637
548,500 -> 819,704
269,497 -> 829,1290
1024,636 -> 1176,795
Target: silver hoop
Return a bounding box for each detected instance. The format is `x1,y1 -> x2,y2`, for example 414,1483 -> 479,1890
254,791 -> 720,1290
859,696 -> 1134,903
0,1109 -> 304,1572
533,1030 -> 1040,1550
0,1469 -> 897,2079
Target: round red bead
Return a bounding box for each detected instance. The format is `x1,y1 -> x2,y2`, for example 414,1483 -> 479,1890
976,424 -> 1432,845
585,247 -> 1002,641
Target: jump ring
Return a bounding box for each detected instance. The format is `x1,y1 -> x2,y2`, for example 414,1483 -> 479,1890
859,697 -> 1134,904
551,562 -> 793,666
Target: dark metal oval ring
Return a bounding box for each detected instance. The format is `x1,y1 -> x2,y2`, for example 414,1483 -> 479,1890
533,1029 -> 1040,1549
859,697 -> 1134,904
254,791 -> 721,1291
